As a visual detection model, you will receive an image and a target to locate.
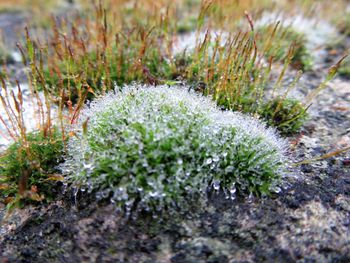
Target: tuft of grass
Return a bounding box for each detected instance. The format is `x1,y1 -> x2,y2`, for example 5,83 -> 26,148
0,128 -> 64,208
61,85 -> 288,214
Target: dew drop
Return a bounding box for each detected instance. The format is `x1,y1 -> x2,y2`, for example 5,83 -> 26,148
206,158 -> 213,165
273,186 -> 281,194
212,180 -> 220,191
83,162 -> 94,170
247,192 -> 253,203
149,191 -> 159,198
96,191 -> 103,200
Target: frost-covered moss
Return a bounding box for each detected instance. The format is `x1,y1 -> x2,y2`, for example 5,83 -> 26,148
61,85 -> 288,214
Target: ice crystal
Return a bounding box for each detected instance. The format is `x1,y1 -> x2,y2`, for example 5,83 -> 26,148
61,84 -> 289,213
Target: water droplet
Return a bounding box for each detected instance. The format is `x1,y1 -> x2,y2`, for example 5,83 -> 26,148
149,191 -> 159,198
96,192 -> 103,200
206,158 -> 213,165
247,192 -> 253,203
273,186 -> 281,193
212,180 -> 220,191
213,156 -> 220,162
83,162 -> 94,170
102,189 -> 110,198
74,188 -> 79,206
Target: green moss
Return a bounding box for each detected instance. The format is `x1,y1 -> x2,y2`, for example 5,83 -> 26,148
257,25 -> 313,71
176,16 -> 198,34
337,14 -> 350,36
325,36 -> 347,51
338,66 -> 350,78
175,30 -> 309,135
259,97 -> 308,135
62,86 -> 288,214
338,57 -> 350,79
0,46 -> 14,64
215,94 -> 308,135
0,128 -> 64,207
0,6 -> 22,14
39,41 -> 182,101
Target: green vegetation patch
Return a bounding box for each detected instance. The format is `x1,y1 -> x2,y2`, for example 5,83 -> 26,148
0,128 -> 64,207
21,3 -> 314,136
61,85 -> 288,214
0,45 -> 14,64
338,57 -> 350,79
181,30 -> 310,135
259,97 -> 308,135
336,13 -> 350,36
257,24 -> 313,71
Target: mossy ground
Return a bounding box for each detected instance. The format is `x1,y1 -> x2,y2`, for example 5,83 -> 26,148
259,97 -> 308,135
0,1 -> 350,261
0,128 -> 64,208
256,25 -> 313,71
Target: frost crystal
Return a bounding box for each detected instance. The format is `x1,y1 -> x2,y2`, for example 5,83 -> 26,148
61,84 -> 289,213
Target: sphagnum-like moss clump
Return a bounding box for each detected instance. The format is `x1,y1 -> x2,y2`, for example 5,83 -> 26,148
61,85 -> 288,214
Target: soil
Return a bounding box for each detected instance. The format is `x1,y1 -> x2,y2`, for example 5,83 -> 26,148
0,11 -> 350,263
